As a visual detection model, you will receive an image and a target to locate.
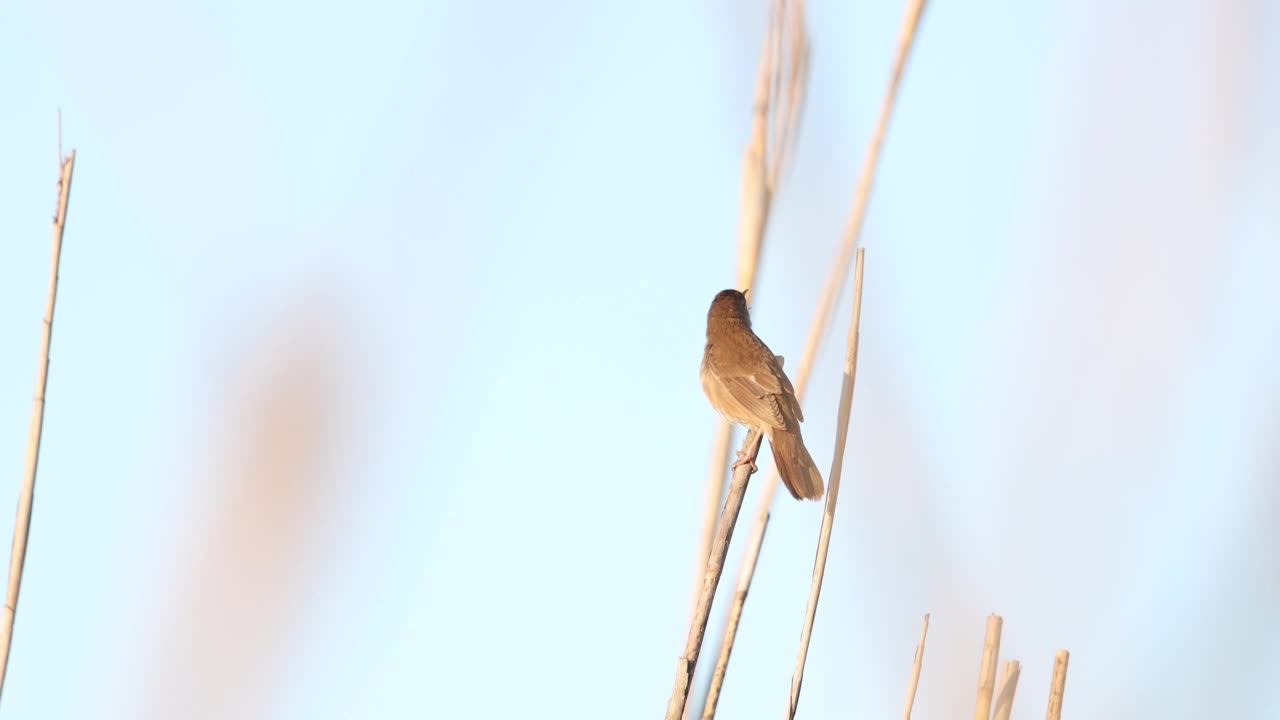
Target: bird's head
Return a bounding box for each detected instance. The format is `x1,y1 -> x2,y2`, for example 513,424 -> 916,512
707,288 -> 752,330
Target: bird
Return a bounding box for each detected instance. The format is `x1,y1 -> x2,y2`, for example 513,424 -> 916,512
700,288 -> 825,500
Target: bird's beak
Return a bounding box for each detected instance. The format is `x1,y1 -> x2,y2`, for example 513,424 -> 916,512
742,288 -> 750,299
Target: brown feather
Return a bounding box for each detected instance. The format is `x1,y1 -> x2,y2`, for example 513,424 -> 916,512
768,428 -> 825,500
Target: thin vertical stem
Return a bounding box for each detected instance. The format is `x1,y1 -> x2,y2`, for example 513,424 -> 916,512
992,660 -> 1022,720
786,249 -> 866,719
901,613 -> 931,720
1045,650 -> 1070,720
0,150 -> 77,698
973,614 -> 1004,720
690,426 -> 733,619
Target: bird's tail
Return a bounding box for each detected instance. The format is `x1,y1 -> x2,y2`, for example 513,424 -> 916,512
768,429 -> 825,501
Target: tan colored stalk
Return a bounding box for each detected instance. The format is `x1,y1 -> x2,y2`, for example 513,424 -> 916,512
1045,650 -> 1069,720
785,249 -> 865,719
710,0 -> 928,696
699,511 -> 770,720
668,431 -> 765,720
992,660 -> 1022,720
0,151 -> 77,697
693,429 -> 734,621
901,613 -> 931,720
768,0 -> 809,191
973,614 -> 1004,720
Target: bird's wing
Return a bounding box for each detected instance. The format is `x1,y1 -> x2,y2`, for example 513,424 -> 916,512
703,343 -> 790,430
772,355 -> 804,423
716,374 -> 788,430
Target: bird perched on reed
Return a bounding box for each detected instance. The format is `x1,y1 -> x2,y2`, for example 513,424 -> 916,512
700,289 -> 824,500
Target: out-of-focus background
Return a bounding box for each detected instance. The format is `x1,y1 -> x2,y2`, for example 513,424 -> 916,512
1,1 -> 1277,718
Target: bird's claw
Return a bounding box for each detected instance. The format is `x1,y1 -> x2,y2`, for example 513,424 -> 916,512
731,450 -> 758,474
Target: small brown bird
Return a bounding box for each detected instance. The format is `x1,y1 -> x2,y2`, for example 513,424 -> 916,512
700,289 -> 825,500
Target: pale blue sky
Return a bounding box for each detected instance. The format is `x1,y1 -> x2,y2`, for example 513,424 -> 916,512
1,1 -> 1277,718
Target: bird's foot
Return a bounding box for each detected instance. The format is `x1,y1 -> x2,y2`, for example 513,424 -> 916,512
731,450 -> 758,474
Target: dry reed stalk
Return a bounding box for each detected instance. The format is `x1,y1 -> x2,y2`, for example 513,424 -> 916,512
1045,650 -> 1069,720
768,0 -> 810,192
900,613 -> 931,720
785,249 -> 865,719
690,0 -> 810,622
693,430 -> 734,619
992,659 -> 1022,720
973,614 -> 1004,720
709,0 -> 928,699
699,511 -> 770,720
0,150 -> 76,698
667,430 -> 764,720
